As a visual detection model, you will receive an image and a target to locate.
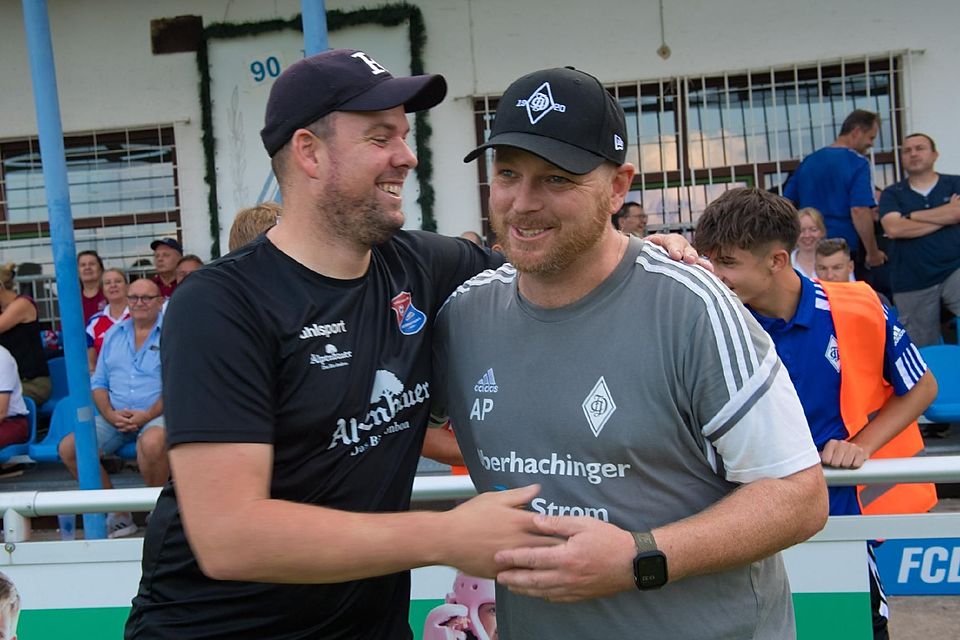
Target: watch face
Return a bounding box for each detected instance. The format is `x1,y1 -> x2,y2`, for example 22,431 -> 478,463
634,552 -> 668,590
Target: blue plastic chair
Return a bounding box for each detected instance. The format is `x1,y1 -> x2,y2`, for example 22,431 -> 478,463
29,396 -> 74,462
39,356 -> 68,421
919,345 -> 960,423
29,398 -> 139,462
0,396 -> 38,463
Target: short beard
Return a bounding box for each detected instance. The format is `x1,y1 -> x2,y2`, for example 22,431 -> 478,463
491,200 -> 611,276
318,167 -> 404,248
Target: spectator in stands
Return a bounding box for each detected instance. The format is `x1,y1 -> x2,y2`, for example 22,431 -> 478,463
784,110 -> 886,280
59,278 -> 167,539
0,264 -> 50,405
791,207 -> 826,279
878,133 -> 960,347
228,202 -> 281,252
175,255 -> 204,283
0,345 -> 30,450
0,571 -> 20,640
615,201 -> 647,236
459,231 -> 484,247
815,238 -> 857,283
150,238 -> 183,299
85,268 -> 128,372
696,187 -> 938,640
77,250 -> 106,324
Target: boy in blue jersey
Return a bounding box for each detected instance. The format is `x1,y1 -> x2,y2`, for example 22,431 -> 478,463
695,187 -> 938,640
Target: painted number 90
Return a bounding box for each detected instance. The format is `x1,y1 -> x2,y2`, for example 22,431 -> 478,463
250,56 -> 282,83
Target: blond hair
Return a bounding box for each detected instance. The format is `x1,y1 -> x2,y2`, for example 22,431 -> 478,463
797,207 -> 826,235
0,263 -> 16,290
229,202 -> 281,252
0,571 -> 20,635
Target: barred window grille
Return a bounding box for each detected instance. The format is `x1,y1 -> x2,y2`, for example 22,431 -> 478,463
473,53 -> 908,236
0,125 -> 181,274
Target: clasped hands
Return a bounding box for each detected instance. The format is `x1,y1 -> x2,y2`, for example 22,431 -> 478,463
447,485 -> 636,603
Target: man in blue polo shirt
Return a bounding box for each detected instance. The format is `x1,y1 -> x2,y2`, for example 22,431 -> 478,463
879,133 -> 960,346
784,110 -> 886,281
58,278 -> 167,538
695,187 -> 938,640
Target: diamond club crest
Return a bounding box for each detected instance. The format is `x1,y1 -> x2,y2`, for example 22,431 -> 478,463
582,376 -> 616,437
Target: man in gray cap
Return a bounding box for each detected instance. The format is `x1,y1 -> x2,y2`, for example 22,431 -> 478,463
126,51 -> 701,639
432,66 -> 828,638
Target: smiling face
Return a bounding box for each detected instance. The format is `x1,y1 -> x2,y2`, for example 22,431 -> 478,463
126,278 -> 163,325
101,269 -> 127,304
707,245 -> 780,308
797,213 -> 824,252
489,148 -> 620,276
77,253 -> 103,286
313,108 -> 417,246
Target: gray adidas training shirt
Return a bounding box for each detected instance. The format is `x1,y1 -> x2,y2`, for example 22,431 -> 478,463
433,239 -> 820,639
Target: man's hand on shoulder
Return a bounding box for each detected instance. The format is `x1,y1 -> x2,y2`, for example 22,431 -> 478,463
644,233 -> 714,272
494,515 -> 636,602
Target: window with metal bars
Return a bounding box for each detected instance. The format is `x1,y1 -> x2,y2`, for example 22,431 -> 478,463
472,54 -> 906,236
0,126 -> 181,274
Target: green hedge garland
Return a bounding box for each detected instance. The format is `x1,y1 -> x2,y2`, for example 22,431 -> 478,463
197,3 -> 436,258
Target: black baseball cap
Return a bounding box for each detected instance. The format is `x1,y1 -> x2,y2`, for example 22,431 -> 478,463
260,49 -> 447,157
464,67 -> 627,175
150,237 -> 183,254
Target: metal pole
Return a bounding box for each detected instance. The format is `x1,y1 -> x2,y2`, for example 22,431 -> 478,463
21,0 -> 106,539
301,0 -> 329,57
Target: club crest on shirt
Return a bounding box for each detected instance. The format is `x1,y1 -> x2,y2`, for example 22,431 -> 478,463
390,291 -> 426,335
825,335 -> 841,373
582,376 -> 616,437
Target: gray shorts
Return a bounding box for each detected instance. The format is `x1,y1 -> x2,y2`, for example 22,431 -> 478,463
95,414 -> 165,456
893,267 -> 960,347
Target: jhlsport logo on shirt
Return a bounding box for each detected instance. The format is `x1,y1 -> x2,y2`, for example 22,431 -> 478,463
299,320 -> 347,339
390,291 -> 427,335
327,369 -> 430,456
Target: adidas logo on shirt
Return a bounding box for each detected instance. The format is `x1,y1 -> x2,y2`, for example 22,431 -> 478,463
474,368 -> 499,393
893,325 -> 905,347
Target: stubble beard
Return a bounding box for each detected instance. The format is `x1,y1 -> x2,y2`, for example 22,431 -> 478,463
491,200 -> 611,276
317,160 -> 405,247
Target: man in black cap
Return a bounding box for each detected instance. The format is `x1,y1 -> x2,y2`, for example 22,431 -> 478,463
149,237 -> 182,299
432,67 -> 828,638
126,51 -> 700,640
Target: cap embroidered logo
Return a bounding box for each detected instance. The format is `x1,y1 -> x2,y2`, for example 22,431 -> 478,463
614,134 -> 625,151
350,51 -> 388,75
516,81 -> 567,125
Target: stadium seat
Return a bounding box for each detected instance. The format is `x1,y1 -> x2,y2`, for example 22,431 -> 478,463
0,397 -> 38,463
29,396 -> 74,462
919,344 -> 960,423
39,356 -> 68,421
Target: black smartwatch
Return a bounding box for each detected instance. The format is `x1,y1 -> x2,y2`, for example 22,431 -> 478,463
631,531 -> 668,591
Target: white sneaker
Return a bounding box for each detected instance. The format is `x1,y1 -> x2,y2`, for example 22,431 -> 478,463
106,513 -> 137,539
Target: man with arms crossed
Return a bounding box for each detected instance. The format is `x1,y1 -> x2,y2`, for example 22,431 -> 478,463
695,188 -> 938,639
878,133 -> 960,346
125,51 -> 698,639
432,67 -> 828,639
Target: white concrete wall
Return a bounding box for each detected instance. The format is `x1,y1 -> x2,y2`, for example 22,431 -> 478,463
2,0 -> 958,246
